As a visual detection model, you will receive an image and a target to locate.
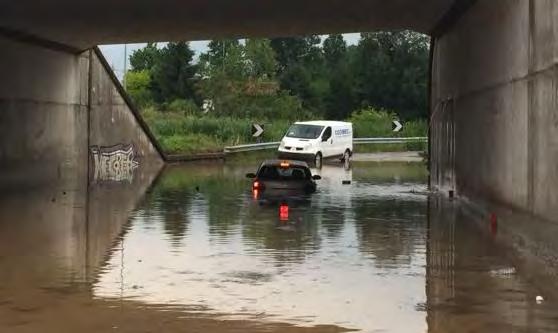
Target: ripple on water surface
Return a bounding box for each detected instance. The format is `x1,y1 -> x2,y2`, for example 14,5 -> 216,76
2,162 -> 558,332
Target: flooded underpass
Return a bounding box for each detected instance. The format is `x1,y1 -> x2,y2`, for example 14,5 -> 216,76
1,159 -> 558,333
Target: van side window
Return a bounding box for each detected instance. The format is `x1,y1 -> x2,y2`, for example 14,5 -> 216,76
322,127 -> 332,141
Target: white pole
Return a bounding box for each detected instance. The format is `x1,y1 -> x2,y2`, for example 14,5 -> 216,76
123,43 -> 128,89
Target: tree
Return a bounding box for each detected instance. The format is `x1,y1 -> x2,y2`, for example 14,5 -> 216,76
196,38 -> 309,120
199,39 -> 245,80
124,70 -> 153,107
270,37 -> 309,72
270,35 -> 326,115
151,42 -> 198,103
325,51 -> 357,120
129,43 -> 159,71
270,36 -> 321,72
125,32 -> 430,123
244,38 -> 277,79
196,39 -> 246,117
352,31 -> 429,120
323,34 -> 347,67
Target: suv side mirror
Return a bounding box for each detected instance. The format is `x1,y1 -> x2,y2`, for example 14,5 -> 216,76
246,173 -> 256,179
312,175 -> 322,180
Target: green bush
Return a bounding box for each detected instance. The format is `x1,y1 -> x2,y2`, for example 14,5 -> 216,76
142,106 -> 428,155
348,108 -> 427,138
349,108 -> 394,137
125,70 -> 153,107
401,119 -> 428,137
166,99 -> 200,115
143,111 -> 292,153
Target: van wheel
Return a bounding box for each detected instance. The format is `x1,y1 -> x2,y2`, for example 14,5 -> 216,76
314,152 -> 322,169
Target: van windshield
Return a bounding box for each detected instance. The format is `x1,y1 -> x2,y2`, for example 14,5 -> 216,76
286,124 -> 324,139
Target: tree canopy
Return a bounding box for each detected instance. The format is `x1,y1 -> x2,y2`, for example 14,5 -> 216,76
125,31 -> 430,120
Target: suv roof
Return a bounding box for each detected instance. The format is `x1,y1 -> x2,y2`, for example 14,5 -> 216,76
261,159 -> 310,168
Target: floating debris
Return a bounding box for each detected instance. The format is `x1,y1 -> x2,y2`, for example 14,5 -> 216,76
489,267 -> 516,277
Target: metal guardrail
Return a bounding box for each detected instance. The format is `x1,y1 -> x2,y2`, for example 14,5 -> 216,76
224,141 -> 280,153
223,137 -> 427,154
354,137 -> 427,144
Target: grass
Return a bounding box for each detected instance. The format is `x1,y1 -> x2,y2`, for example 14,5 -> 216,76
160,134 -> 222,154
349,108 -> 428,138
142,107 -> 428,155
143,108 -> 291,154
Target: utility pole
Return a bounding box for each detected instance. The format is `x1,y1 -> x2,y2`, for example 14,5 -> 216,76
123,43 -> 128,90
222,41 -> 225,73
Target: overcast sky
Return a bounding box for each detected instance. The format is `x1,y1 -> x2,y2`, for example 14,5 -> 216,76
99,33 -> 362,79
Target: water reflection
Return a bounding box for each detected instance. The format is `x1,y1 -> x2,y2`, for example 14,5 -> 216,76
0,165 -> 162,288
426,196 -> 558,333
93,162 -> 430,331
0,163 -> 163,331
2,160 -> 558,332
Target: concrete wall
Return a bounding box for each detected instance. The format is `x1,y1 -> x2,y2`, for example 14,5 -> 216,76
431,0 -> 558,222
89,49 -> 163,172
0,35 -> 164,287
0,35 -> 163,190
0,36 -> 89,190
1,0 -> 454,49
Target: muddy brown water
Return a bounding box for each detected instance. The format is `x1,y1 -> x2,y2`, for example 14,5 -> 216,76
0,160 -> 557,332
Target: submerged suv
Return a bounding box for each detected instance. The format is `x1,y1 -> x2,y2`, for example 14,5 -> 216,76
246,160 -> 321,195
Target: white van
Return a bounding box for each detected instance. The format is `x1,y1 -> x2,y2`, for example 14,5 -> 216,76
278,121 -> 353,167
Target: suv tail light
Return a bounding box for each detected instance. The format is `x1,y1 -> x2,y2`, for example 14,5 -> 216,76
253,180 -> 265,190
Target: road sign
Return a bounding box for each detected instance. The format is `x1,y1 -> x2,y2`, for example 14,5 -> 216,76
252,123 -> 264,138
392,120 -> 403,132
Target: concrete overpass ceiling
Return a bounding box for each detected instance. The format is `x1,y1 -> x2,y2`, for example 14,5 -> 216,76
0,0 -> 455,50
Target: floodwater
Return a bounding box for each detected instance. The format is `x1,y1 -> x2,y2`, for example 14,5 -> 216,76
1,158 -> 558,333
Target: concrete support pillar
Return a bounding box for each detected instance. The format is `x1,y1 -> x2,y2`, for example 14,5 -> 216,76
0,35 -> 163,191
0,36 -> 89,190
431,0 -> 558,223
0,35 -> 164,286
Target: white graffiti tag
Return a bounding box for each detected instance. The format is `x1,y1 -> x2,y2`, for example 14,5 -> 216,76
90,145 -> 139,182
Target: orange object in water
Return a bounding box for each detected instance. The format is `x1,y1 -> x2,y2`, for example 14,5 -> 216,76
279,204 -> 289,221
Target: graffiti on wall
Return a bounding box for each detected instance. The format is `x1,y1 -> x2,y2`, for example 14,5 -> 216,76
90,144 -> 139,182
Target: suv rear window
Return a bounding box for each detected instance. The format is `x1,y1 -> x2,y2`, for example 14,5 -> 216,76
258,166 -> 311,181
